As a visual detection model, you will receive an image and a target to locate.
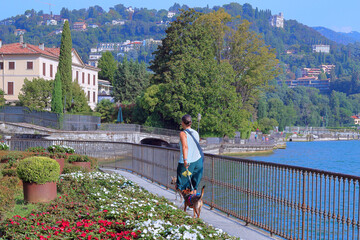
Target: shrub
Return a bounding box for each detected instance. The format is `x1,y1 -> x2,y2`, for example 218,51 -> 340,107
47,145 -> 75,154
26,146 -> 46,153
62,164 -> 89,174
2,168 -> 17,177
17,157 -> 60,184
68,154 -> 90,163
0,142 -> 9,151
1,152 -> 24,166
49,152 -> 69,160
0,177 -> 21,214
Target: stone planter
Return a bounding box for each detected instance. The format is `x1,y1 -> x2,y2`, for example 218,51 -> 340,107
71,162 -> 91,171
23,181 -> 57,203
55,158 -> 65,173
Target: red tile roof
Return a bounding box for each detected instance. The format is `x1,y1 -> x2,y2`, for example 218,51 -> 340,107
351,115 -> 359,119
0,42 -> 60,58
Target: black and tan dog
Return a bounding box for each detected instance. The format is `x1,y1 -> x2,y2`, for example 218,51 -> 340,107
171,176 -> 205,218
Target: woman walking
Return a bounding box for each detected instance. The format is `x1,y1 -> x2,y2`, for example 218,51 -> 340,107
176,114 -> 203,194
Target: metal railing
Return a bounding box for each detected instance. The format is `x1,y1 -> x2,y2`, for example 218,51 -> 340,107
99,123 -> 180,137
8,139 -> 360,240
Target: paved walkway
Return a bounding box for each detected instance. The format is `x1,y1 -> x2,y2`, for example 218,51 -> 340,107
100,168 -> 279,240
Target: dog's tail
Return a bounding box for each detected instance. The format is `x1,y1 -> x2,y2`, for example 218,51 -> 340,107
199,185 -> 205,200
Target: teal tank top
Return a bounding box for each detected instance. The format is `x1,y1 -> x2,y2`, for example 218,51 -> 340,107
179,128 -> 201,163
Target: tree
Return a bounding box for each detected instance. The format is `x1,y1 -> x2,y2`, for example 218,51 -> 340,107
58,20 -> 73,110
0,90 -> 5,107
98,51 -> 117,83
95,99 -> 116,122
51,72 -> 63,113
258,117 -> 278,134
18,78 -> 53,110
68,82 -> 91,113
144,9 -> 244,136
226,20 -> 279,110
112,58 -> 150,103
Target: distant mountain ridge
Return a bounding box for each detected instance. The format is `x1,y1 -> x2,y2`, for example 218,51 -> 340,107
312,26 -> 360,45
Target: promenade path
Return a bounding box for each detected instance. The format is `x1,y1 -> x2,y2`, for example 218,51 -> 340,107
101,168 -> 280,240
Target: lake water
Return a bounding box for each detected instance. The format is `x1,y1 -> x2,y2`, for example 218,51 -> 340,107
245,140 -> 360,177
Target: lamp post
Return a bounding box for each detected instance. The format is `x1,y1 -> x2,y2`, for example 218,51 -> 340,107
197,113 -> 201,134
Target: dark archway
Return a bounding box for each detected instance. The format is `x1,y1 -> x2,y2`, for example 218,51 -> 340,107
140,138 -> 170,147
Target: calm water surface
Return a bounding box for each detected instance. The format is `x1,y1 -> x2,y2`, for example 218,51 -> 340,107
245,140 -> 360,176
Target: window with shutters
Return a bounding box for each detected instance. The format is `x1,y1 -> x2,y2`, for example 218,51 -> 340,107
27,61 -> 33,70
82,72 -> 85,84
50,64 -> 53,77
7,82 -> 14,95
9,62 -> 15,70
0,62 -> 3,70
43,63 -> 46,76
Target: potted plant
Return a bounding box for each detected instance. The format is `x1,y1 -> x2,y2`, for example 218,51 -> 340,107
49,152 -> 68,174
68,154 -> 91,171
47,145 -> 75,173
17,156 -> 60,203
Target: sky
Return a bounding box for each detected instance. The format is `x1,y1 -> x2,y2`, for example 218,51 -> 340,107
2,0 -> 360,33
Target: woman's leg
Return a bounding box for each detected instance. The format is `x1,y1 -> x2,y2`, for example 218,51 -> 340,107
176,163 -> 190,191
191,158 -> 203,193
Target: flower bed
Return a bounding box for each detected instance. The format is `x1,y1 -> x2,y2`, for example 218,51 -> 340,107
0,171 -> 236,239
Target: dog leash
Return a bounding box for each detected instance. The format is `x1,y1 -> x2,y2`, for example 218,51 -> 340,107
187,170 -> 194,191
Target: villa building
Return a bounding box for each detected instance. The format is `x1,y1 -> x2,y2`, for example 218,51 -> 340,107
0,37 -> 99,109
312,45 -> 330,53
351,115 -> 360,125
270,13 -> 284,28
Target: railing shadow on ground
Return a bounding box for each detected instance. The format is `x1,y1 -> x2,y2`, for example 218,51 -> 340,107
7,139 -> 360,240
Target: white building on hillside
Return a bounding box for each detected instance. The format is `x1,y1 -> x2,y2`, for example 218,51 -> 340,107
312,45 -> 330,53
270,12 -> 284,28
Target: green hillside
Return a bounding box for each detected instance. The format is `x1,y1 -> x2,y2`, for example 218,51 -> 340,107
1,3 -> 360,130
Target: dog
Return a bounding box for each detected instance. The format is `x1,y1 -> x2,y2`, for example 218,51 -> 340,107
171,176 -> 205,218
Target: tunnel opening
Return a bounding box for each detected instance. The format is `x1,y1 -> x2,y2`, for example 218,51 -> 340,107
140,138 -> 171,147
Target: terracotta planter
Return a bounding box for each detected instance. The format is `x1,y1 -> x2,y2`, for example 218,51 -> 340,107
55,158 -> 65,173
23,181 -> 57,203
71,162 -> 91,171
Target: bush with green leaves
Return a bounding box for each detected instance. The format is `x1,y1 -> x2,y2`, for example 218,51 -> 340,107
16,157 -> 60,184
26,146 -> 46,153
49,152 -> 69,160
62,164 -> 90,174
1,152 -> 24,166
1,168 -> 17,177
47,145 -> 75,154
0,177 -> 21,215
0,142 -> 9,151
67,154 -> 90,163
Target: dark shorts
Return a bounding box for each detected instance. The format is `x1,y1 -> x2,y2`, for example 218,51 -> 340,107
176,158 -> 203,191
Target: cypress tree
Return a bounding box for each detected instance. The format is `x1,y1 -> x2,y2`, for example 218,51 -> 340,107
58,20 -> 72,110
51,72 -> 63,113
